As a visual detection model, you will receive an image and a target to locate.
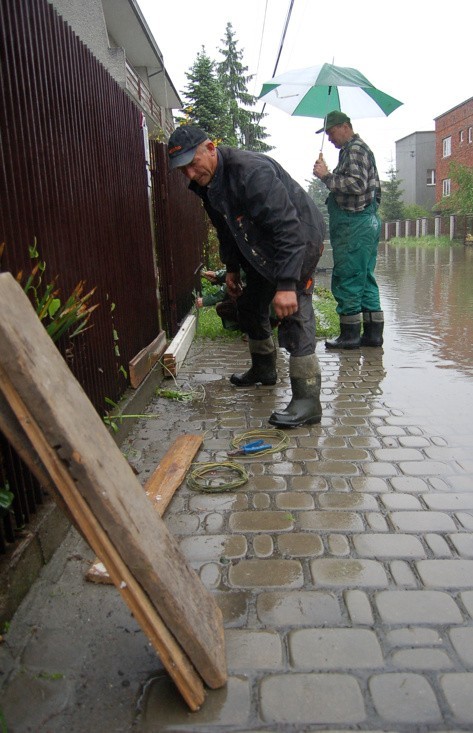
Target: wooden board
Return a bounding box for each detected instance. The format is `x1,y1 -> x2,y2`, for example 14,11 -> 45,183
87,433 -> 203,584
129,331 -> 167,388
0,273 -> 227,706
162,314 -> 196,377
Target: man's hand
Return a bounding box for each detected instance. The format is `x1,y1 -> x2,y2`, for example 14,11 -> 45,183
313,153 -> 329,179
272,290 -> 298,319
225,271 -> 243,299
202,270 -> 217,283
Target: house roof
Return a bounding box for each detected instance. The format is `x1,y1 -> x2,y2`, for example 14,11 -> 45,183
434,96 -> 473,121
102,0 -> 182,109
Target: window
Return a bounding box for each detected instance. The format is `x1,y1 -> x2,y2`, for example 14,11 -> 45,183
460,130 -> 464,144
427,169 -> 436,186
442,179 -> 451,197
443,137 -> 452,157
469,127 -> 473,144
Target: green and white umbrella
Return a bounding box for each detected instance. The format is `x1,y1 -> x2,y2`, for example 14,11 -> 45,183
259,62 -> 403,119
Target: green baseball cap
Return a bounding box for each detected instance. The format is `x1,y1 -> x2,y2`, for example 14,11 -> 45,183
316,111 -> 351,133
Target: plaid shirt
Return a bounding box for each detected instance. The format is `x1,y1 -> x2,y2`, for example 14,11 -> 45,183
323,134 -> 381,212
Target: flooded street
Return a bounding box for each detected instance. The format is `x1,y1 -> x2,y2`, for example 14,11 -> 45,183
3,241 -> 473,732
318,242 -> 473,437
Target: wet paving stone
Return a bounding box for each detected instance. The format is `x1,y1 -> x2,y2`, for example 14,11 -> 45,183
256,590 -> 341,626
259,673 -> 366,725
5,330 -> 473,732
289,628 -> 383,669
311,558 -> 388,587
369,673 -> 442,724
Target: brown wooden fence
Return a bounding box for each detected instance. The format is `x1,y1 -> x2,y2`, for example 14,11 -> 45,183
0,0 -> 208,558
151,142 -> 209,337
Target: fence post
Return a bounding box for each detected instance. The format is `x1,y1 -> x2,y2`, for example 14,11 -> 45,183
450,215 -> 455,240
434,217 -> 440,238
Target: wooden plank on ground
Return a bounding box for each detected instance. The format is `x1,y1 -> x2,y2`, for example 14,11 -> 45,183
162,314 -> 196,377
0,273 -> 227,701
129,331 -> 167,388
86,433 -> 203,584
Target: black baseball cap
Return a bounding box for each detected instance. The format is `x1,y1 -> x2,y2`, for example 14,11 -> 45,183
168,125 -> 209,169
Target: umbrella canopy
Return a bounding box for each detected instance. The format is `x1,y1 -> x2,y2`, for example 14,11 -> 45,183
259,62 -> 402,119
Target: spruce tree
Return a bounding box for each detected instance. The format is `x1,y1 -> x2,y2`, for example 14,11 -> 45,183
379,165 -> 404,221
306,177 -> 329,231
182,47 -> 231,141
217,23 -> 272,151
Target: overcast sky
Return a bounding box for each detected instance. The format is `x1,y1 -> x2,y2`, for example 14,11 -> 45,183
137,0 -> 471,187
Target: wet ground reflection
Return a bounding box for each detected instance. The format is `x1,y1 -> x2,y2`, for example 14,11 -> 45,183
317,242 -> 473,436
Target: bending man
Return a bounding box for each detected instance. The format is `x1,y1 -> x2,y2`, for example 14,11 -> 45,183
168,125 -> 326,427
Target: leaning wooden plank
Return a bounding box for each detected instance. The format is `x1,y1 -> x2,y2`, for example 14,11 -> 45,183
0,370 -> 205,710
129,330 -> 167,388
0,393 -> 75,526
162,314 -> 196,377
87,433 -> 203,584
0,273 -> 227,692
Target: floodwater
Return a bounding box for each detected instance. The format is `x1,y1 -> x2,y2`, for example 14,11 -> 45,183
317,242 -> 473,437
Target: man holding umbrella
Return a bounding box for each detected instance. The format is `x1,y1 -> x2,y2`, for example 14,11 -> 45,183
168,124 -> 326,427
313,111 -> 384,348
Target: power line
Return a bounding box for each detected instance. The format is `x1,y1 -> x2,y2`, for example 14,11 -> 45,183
260,0 -> 295,117
272,0 -> 295,78
253,0 -> 269,96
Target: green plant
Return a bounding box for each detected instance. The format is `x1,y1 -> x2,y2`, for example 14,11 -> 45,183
0,706 -> 7,733
203,226 -> 222,270
402,204 -> 431,219
108,300 -> 128,380
195,285 -> 338,339
388,236 -> 455,248
0,483 -> 14,513
6,239 -> 99,343
2,621 -> 11,635
313,286 -> 338,337
102,398 -> 161,433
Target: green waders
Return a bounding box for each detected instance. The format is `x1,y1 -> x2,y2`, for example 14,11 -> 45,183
326,195 -> 383,349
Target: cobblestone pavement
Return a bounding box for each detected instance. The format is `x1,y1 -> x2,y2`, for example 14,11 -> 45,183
1,337 -> 473,732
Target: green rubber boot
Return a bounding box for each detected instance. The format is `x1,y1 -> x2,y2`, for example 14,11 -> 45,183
325,314 -> 361,349
361,311 -> 384,347
269,355 -> 322,427
230,337 -> 277,386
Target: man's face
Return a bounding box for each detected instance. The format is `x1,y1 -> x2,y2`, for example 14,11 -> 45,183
178,142 -> 217,186
326,122 -> 351,149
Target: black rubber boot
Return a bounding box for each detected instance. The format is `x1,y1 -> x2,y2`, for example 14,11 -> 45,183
325,315 -> 361,349
269,375 -> 322,427
361,311 -> 384,347
269,355 -> 322,427
230,350 -> 277,386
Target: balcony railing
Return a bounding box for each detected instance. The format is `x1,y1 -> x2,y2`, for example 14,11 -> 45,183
125,62 -> 167,131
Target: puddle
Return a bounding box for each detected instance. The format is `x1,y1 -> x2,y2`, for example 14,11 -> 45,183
317,242 -> 473,436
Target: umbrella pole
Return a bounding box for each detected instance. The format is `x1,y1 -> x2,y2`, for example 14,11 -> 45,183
319,78 -> 334,157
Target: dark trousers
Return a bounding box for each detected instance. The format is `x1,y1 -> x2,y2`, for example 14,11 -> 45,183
237,261 -> 318,357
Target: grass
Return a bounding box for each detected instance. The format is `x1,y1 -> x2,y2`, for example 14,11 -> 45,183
388,235 -> 458,248
195,285 -> 338,340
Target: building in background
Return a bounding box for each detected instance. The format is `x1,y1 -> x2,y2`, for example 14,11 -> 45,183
435,96 -> 473,205
395,131 -> 436,212
49,0 -> 181,135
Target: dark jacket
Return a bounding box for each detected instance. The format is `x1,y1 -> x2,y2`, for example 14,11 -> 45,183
190,147 -> 325,291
